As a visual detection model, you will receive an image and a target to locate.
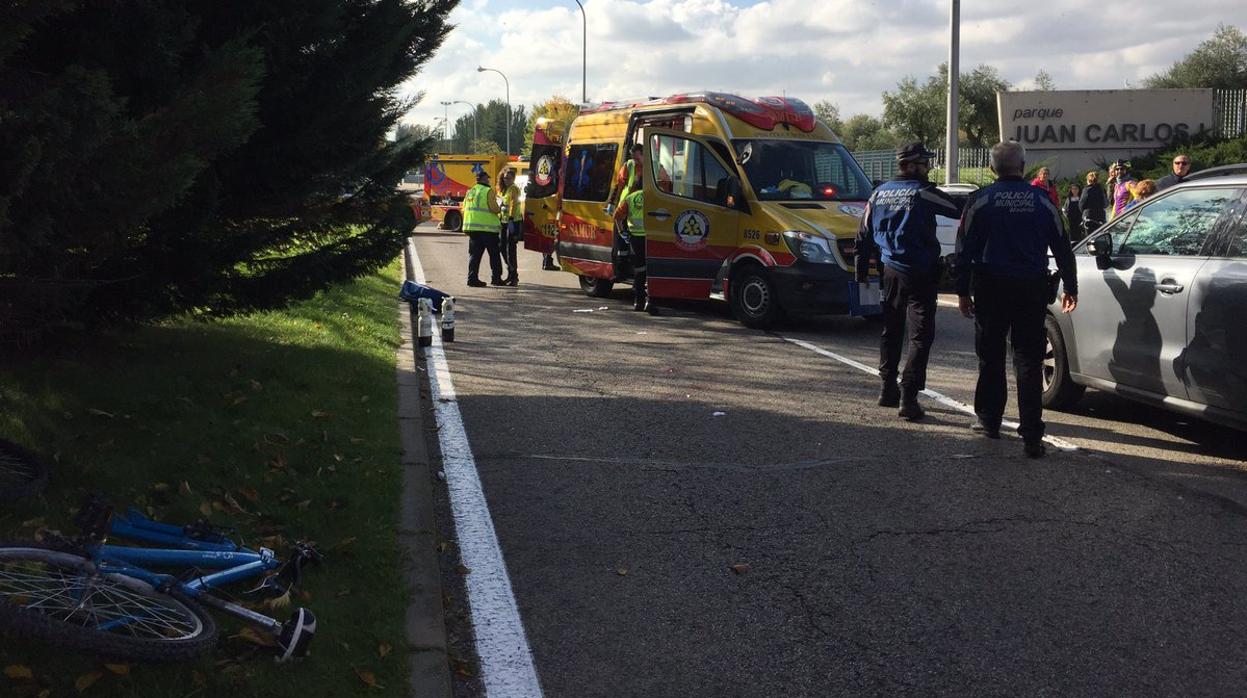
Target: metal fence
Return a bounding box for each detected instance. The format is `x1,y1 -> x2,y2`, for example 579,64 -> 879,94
1214,89 -> 1247,139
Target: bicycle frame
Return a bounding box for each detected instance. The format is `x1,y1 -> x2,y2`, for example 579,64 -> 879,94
85,508 -> 287,634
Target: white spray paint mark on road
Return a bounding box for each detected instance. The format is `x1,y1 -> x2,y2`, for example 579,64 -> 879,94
407,237 -> 543,698
780,336 -> 1079,452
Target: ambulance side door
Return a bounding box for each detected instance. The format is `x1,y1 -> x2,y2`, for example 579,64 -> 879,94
523,142 -> 562,254
642,128 -> 742,300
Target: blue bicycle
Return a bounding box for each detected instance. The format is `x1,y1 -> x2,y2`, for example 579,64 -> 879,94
0,497 -> 320,662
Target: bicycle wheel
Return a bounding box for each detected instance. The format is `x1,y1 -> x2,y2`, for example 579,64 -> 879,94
0,544 -> 218,661
0,439 -> 49,501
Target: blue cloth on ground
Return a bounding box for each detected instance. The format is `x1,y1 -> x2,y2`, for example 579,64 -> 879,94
399,280 -> 449,312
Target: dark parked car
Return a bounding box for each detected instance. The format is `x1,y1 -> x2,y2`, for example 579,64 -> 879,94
1043,164 -> 1247,431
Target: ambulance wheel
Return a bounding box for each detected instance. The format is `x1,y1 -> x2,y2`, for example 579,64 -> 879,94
578,275 -> 614,298
730,265 -> 784,329
443,211 -> 462,232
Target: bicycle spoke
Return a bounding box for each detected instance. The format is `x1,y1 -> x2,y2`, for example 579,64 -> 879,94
0,558 -> 201,640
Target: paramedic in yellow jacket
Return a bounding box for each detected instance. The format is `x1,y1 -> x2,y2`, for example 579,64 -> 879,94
497,168 -> 523,286
463,169 -> 504,287
612,164 -> 655,313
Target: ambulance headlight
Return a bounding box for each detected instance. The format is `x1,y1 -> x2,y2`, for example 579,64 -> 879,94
782,231 -> 835,264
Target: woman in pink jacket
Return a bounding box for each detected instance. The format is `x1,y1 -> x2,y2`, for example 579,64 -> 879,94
1030,167 -> 1060,207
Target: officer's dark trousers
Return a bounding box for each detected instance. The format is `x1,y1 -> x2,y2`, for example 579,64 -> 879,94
628,234 -> 647,305
972,272 -> 1049,442
879,265 -> 937,396
466,232 -> 502,283
502,222 -> 520,282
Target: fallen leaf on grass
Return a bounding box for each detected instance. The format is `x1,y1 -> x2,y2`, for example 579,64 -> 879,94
354,668 -> 384,689
336,589 -> 352,598
295,499 -> 312,511
233,627 -> 276,648
250,379 -> 263,392
237,487 -> 261,503
86,408 -> 115,418
377,642 -> 393,659
231,396 -> 248,406
151,482 -> 170,493
310,410 -> 332,419
330,536 -> 358,551
198,502 -> 213,518
178,481 -> 193,496
103,663 -> 129,676
20,517 -> 46,529
731,563 -> 751,575
75,671 -> 103,693
349,437 -> 366,445
4,665 -> 33,679
223,492 -> 247,514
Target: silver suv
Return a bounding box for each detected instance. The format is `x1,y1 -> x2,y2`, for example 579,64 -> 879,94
1043,165 -> 1247,431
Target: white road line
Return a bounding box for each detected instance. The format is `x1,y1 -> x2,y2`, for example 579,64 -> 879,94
407,237 -> 544,698
780,336 -> 1079,452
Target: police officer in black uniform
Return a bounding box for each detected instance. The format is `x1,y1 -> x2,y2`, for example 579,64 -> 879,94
856,142 -> 962,421
956,141 -> 1078,458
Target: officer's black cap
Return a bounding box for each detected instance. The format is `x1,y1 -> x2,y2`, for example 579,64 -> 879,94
896,141 -> 936,163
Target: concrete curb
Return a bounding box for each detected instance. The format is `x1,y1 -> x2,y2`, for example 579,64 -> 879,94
397,246 -> 452,698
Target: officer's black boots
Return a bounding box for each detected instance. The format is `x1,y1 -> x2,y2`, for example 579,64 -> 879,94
971,419 -> 1001,439
467,279 -> 487,288
898,387 -> 925,421
1023,440 -> 1046,458
878,380 -> 900,407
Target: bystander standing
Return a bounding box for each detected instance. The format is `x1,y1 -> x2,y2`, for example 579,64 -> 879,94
1156,154 -> 1192,191
1064,183 -> 1083,240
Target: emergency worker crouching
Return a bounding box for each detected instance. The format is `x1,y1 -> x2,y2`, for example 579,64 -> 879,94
855,141 -> 962,421
956,141 -> 1078,458
463,169 -> 504,287
612,164 -> 655,313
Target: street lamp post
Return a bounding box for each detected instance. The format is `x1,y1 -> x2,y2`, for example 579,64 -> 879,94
477,65 -> 510,155
945,0 -> 960,185
442,100 -> 477,143
573,0 -> 586,105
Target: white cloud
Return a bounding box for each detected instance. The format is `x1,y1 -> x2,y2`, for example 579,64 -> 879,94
400,0 -> 1247,138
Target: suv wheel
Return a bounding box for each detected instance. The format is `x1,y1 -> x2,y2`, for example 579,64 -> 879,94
1042,315 -> 1086,409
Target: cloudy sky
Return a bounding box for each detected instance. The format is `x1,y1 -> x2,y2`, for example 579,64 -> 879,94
400,0 -> 1247,133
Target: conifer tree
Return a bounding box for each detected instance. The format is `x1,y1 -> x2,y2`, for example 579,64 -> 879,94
0,0 -> 458,338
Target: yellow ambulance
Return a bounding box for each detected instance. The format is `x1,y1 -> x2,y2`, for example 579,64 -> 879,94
523,92 -> 880,328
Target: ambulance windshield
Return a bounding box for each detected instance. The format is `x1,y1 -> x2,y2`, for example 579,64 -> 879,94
732,140 -> 872,202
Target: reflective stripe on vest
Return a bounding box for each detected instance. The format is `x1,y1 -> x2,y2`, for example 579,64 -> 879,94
626,190 -> 645,236
618,159 -> 637,203
462,184 -> 500,233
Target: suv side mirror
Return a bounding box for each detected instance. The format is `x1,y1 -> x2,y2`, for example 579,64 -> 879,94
1086,232 -> 1113,268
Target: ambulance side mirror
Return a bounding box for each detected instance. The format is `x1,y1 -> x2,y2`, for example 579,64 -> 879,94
721,175 -> 748,213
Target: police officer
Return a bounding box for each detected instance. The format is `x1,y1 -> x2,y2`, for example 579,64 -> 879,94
855,141 -> 962,421
463,169 -> 503,287
612,164 -> 653,313
956,141 -> 1078,458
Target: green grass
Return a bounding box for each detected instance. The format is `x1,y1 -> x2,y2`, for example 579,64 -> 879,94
0,258 -> 410,696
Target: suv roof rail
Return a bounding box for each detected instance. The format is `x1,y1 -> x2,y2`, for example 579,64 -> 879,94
1184,163 -> 1247,182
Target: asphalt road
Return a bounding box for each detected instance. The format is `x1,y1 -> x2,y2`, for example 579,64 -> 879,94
412,223 -> 1247,698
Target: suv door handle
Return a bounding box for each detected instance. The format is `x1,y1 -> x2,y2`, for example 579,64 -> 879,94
647,209 -> 671,220
1156,280 -> 1185,294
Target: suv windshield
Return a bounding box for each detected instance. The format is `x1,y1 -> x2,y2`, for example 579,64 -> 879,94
732,139 -> 873,202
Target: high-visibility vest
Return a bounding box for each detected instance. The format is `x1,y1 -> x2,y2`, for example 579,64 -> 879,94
501,184 -> 522,222
462,184 -> 500,233
617,159 -> 638,204
625,189 -> 645,237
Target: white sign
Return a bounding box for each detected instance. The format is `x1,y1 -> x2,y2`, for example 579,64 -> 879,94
996,89 -> 1214,177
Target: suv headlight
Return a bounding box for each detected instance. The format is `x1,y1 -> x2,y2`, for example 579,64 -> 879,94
781,230 -> 835,263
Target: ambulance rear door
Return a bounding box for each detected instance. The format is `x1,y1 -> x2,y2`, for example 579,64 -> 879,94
642,128 -> 743,300
523,141 -> 562,254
